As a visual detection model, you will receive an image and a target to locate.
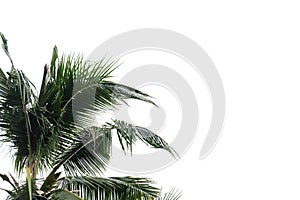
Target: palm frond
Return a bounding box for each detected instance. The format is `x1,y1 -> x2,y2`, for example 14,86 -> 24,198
41,47 -> 118,150
100,82 -> 157,106
0,66 -> 68,174
0,173 -> 18,191
49,189 -> 83,200
0,34 -> 61,174
5,180 -> 36,200
0,32 -> 14,67
53,127 -> 112,176
58,176 -> 160,200
158,189 -> 182,200
40,172 -> 62,194
109,120 -> 178,158
40,127 -> 112,193
0,66 -> 39,173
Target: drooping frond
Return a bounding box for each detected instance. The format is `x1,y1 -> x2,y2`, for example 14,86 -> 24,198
108,120 -> 178,158
100,82 -> 157,106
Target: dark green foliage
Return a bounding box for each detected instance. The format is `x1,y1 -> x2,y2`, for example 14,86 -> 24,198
0,33 -> 181,200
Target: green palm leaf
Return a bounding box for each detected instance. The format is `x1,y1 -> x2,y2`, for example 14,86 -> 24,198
53,127 -> 112,176
58,176 -> 160,200
0,65 -> 38,173
50,190 -> 83,200
109,120 -> 178,157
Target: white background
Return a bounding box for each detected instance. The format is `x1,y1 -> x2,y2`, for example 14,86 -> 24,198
1,1 -> 300,199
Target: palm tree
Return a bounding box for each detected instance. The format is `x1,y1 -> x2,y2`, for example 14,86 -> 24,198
0,33 -> 181,200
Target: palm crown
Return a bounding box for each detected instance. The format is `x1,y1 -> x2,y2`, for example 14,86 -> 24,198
0,33 -> 181,200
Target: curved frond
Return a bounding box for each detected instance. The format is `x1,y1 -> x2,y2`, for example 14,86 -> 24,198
109,120 -> 178,158
100,82 -> 157,106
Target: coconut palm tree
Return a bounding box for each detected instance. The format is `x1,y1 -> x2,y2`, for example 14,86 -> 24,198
0,33 -> 181,200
